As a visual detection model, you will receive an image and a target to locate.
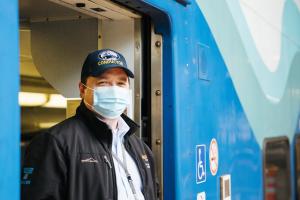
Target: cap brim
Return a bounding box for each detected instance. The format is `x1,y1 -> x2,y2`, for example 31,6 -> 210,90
91,65 -> 134,78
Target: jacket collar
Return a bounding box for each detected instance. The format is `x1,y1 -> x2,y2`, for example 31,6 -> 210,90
75,101 -> 139,148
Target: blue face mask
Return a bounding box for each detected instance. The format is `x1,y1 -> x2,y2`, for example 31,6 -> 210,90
83,85 -> 131,119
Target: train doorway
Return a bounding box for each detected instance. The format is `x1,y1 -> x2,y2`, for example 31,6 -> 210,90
19,0 -> 163,198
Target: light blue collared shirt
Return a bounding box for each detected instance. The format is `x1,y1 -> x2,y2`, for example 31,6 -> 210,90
100,117 -> 145,200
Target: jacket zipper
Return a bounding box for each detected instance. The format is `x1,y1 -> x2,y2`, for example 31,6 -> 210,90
102,141 -> 118,200
108,152 -> 118,200
98,138 -> 117,200
96,129 -> 118,200
102,150 -> 117,200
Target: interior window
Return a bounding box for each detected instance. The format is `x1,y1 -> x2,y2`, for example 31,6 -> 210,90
263,137 -> 291,200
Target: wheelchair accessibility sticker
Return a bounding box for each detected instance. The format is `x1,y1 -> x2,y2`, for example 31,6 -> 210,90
196,145 -> 206,184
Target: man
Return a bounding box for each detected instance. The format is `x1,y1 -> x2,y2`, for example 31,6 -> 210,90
21,49 -> 158,200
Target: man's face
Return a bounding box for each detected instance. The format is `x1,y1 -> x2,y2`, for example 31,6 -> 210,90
79,67 -> 129,110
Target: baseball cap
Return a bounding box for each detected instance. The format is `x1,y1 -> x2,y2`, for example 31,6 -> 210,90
81,49 -> 134,82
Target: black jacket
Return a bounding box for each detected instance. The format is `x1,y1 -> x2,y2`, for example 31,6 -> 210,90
21,102 -> 158,200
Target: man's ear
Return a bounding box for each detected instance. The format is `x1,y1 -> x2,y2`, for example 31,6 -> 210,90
79,82 -> 85,98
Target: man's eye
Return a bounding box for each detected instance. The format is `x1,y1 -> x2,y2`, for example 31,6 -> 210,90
97,81 -> 108,85
118,82 -> 126,86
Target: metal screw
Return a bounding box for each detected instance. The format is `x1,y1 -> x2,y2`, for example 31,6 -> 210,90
156,139 -> 161,145
155,90 -> 161,96
135,42 -> 140,50
155,41 -> 161,48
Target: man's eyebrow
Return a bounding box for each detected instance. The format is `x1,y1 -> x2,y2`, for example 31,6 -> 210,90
97,75 -> 108,80
119,76 -> 128,81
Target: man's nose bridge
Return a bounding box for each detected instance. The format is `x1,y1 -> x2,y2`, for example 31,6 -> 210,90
110,79 -> 119,86
111,82 -> 117,86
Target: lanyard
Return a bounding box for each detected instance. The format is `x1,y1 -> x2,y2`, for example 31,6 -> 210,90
112,143 -> 139,200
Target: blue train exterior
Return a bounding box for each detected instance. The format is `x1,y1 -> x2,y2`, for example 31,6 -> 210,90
1,0 -> 299,199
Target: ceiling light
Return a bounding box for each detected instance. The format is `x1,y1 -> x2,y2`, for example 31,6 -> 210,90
43,94 -> 67,108
19,92 -> 48,107
39,122 -> 59,129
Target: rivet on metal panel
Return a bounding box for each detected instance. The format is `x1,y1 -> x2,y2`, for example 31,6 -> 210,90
156,139 -> 161,145
135,41 -> 140,49
155,41 -> 161,48
155,90 -> 161,96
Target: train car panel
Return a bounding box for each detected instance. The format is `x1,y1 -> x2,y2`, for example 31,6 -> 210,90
195,0 -> 300,147
0,0 -> 20,199
136,0 -> 300,199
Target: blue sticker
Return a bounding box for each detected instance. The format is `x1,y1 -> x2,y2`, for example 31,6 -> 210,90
23,167 -> 34,175
196,145 -> 206,184
21,167 -> 34,185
